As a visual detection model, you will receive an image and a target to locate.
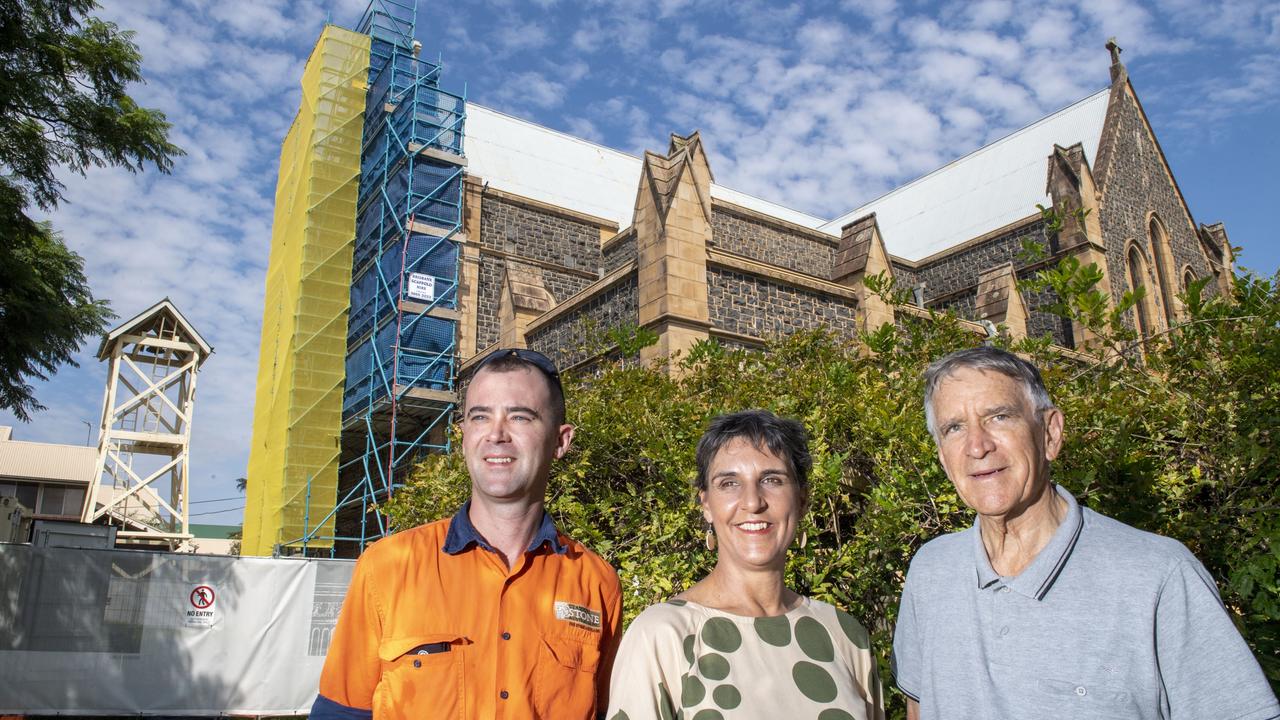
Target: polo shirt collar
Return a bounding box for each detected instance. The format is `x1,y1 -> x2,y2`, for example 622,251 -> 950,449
972,484 -> 1084,601
442,500 -> 567,556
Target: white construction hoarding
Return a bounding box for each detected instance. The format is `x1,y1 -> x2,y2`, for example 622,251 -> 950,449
0,544 -> 354,715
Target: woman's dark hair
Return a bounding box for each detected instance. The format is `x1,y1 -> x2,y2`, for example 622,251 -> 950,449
694,409 -> 812,497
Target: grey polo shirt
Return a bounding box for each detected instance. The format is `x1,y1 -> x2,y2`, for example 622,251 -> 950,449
893,485 -> 1278,720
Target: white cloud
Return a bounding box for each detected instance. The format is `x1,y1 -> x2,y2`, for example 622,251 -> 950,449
490,71 -> 567,111
571,18 -> 603,53
966,0 -> 1013,28
209,1 -> 295,40
563,116 -> 604,143
492,19 -> 551,56
796,18 -> 849,63
840,0 -> 899,34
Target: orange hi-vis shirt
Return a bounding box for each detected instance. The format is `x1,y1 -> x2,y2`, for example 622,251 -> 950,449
313,504 -> 622,720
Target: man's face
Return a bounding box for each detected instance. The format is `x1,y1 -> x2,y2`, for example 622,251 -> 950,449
930,367 -> 1064,522
461,366 -> 573,506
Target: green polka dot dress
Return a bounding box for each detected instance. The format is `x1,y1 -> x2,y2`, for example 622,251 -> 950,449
607,597 -> 884,719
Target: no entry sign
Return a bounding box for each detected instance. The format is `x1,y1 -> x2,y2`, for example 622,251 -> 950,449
185,584 -> 218,627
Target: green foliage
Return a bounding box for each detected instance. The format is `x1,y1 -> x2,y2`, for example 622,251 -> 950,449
0,0 -> 182,210
1035,201 -> 1091,237
0,0 -> 182,419
604,323 -> 659,357
384,264 -> 1280,715
0,215 -> 112,419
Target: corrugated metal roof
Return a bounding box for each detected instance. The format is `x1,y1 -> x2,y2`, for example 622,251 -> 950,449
0,437 -> 97,484
819,89 -> 1111,262
467,104 -> 641,228
466,104 -> 829,232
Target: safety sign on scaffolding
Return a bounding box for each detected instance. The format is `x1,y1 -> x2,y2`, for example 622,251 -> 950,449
185,583 -> 218,627
406,272 -> 436,302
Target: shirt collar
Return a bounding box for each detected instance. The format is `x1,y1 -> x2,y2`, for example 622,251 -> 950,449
442,500 -> 567,556
972,483 -> 1084,601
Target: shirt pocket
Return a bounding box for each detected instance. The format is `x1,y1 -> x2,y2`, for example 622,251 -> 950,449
533,630 -> 602,718
1035,676 -> 1135,720
374,633 -> 468,720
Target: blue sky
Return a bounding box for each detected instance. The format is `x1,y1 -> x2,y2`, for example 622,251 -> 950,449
4,0 -> 1277,526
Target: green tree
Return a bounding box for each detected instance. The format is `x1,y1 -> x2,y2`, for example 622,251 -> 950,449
0,0 -> 183,420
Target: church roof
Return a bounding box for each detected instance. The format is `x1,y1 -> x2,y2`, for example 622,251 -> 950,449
818,88 -> 1111,262
466,104 -> 828,232
465,87 -> 1111,261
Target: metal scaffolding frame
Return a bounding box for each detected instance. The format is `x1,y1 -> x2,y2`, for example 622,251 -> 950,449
279,0 -> 465,556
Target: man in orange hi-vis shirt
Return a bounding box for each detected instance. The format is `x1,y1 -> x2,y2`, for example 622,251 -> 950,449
311,348 -> 623,720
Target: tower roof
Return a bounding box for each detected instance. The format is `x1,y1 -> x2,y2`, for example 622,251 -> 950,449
96,298 -> 213,363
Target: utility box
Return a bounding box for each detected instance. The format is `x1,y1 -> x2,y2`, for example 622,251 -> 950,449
31,519 -> 116,550
0,496 -> 33,543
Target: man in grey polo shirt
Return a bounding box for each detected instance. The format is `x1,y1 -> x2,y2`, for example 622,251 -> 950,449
893,346 -> 1277,720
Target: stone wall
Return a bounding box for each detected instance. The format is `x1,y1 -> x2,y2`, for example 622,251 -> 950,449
890,262 -> 920,291
707,268 -> 859,341
543,268 -> 597,304
603,232 -> 636,273
912,221 -> 1051,303
928,270 -> 1072,346
912,220 -> 1073,346
475,194 -> 605,350
1097,87 -> 1215,305
480,195 -> 603,271
527,275 -> 639,371
932,293 -> 976,320
710,208 -> 836,277
1018,280 -> 1074,347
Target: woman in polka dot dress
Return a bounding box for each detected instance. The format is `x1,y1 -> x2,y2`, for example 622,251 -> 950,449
606,410 -> 885,720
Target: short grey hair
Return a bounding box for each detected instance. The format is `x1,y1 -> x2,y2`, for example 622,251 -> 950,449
923,346 -> 1056,438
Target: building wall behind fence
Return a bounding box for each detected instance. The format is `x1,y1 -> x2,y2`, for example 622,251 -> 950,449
0,544 -> 354,715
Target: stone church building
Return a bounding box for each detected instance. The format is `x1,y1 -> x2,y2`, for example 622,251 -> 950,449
452,42 -> 1234,374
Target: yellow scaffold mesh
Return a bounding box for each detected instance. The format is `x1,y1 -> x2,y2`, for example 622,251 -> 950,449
242,26 -> 370,556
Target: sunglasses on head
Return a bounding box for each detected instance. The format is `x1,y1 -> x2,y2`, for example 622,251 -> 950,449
474,347 -> 562,391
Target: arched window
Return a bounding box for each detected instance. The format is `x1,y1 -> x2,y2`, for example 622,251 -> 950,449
1147,215 -> 1175,321
1127,244 -> 1153,337
1182,267 -> 1196,292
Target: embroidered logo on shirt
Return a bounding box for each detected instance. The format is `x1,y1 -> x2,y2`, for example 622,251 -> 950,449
554,601 -> 601,630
